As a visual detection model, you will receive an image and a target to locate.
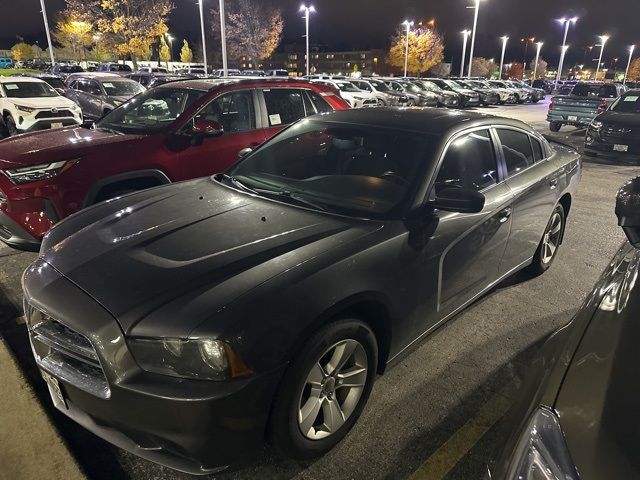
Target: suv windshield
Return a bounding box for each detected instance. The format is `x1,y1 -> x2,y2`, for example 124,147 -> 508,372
369,80 -> 390,92
96,87 -> 205,134
442,80 -> 462,90
611,93 -> 640,113
571,83 -> 617,98
40,77 -> 65,89
227,120 -> 434,218
1,81 -> 58,98
102,80 -> 145,97
421,81 -> 443,92
60,65 -> 83,73
335,82 -> 360,92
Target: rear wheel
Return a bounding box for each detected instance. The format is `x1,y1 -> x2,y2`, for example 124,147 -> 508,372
4,114 -> 18,136
269,319 -> 377,459
549,121 -> 562,132
529,204 -> 565,275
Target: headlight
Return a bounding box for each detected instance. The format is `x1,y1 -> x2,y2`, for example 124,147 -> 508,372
590,120 -> 603,130
128,337 -> 252,381
15,104 -> 36,113
70,103 -> 81,111
2,159 -> 79,185
506,407 -> 579,480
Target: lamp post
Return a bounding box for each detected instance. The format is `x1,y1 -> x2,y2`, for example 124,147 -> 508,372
402,20 -> 414,77
39,0 -> 56,66
499,36 -> 508,80
624,45 -> 636,85
533,41 -> 543,80
555,17 -> 578,89
197,0 -> 208,75
460,30 -> 471,77
166,34 -> 174,63
218,0 -> 228,76
466,0 -> 483,78
521,36 -> 535,73
596,35 -> 609,79
300,5 -> 316,76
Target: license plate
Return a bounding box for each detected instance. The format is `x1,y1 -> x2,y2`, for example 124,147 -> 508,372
568,116 -> 578,122
614,144 -> 629,152
50,122 -> 63,129
41,370 -> 67,409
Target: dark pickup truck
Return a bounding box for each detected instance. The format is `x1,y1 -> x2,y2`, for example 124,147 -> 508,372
547,82 -> 626,132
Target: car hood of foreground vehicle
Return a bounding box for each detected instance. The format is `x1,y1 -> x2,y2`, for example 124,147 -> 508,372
40,177 -> 381,335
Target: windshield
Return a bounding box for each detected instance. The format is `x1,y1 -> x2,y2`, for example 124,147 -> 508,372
336,82 -> 360,92
431,79 -> 452,91
101,80 -> 145,97
420,81 -> 442,92
369,80 -> 390,92
490,81 -> 507,88
442,80 -> 462,90
60,65 -> 83,73
1,81 -> 58,98
227,120 -> 434,218
40,77 -> 65,89
96,87 -> 205,134
400,82 -> 422,94
571,83 -> 618,98
610,93 -> 640,113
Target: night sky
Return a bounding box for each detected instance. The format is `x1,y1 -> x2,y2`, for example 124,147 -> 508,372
1,0 -> 636,69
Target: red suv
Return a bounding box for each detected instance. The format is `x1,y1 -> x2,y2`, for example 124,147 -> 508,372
0,78 -> 349,250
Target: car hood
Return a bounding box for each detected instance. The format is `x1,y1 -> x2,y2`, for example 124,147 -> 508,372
41,178 -> 378,335
0,127 -> 142,169
597,110 -> 640,128
109,95 -> 131,105
7,96 -> 77,110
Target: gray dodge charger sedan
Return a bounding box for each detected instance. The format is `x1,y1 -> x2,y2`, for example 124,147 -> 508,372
22,108 -> 581,474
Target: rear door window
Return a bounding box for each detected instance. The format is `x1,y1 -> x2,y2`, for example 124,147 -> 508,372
194,90 -> 256,133
531,137 -> 544,161
496,129 -> 535,176
306,90 -> 333,113
263,88 -> 306,126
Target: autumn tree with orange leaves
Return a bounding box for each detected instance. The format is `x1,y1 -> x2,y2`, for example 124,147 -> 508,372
387,26 -> 444,75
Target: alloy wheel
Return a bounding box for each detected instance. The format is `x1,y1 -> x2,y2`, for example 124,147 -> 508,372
541,212 -> 563,264
297,339 -> 368,440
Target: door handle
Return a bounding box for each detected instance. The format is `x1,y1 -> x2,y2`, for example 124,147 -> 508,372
498,207 -> 512,223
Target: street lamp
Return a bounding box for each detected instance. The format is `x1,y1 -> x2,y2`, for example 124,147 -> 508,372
300,5 -> 316,76
521,36 -> 535,74
39,0 -> 56,66
218,0 -> 228,76
499,36 -> 508,80
402,20 -> 414,77
596,35 -> 609,79
466,0 -> 484,78
624,45 -> 635,85
556,17 -> 578,88
197,0 -> 208,75
165,34 -> 174,63
533,41 -> 543,80
460,29 -> 471,77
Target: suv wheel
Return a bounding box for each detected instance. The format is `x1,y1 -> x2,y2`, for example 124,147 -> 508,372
269,319 -> 377,459
549,121 -> 562,132
4,114 -> 18,136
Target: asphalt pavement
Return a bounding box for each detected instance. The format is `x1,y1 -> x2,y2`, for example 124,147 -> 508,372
1,98 -> 639,480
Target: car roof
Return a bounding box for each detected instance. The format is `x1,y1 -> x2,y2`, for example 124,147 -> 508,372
308,107 -> 533,137
0,76 -> 44,83
74,75 -> 135,82
155,77 -> 324,91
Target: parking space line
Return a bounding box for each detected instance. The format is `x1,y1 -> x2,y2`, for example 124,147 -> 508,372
408,386 -> 513,480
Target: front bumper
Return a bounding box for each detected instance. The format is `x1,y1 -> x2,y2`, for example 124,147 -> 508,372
23,259 -> 284,474
0,209 -> 41,251
584,130 -> 640,162
15,113 -> 82,133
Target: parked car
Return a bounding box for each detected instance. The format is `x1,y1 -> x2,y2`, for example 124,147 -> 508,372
510,80 -> 546,103
381,79 -> 424,107
239,69 -> 266,76
532,79 -> 554,94
48,63 -> 84,80
489,80 -> 529,104
0,78 -> 348,250
311,79 -> 378,108
24,74 -> 68,95
449,78 -> 500,106
363,78 -> 411,106
64,75 -> 146,123
488,176 -> 640,480
21,107 -> 580,474
64,71 -> 120,86
413,79 -> 462,108
0,57 -> 14,69
468,79 -> 516,105
547,82 -> 626,132
0,76 -> 82,136
137,66 -> 168,74
585,89 -> 640,160
211,69 -> 241,77
266,69 -> 289,77
97,63 -> 133,74
394,80 -> 439,107
427,78 -> 481,107
349,78 -> 405,106
558,80 -> 578,95
126,72 -> 186,89
502,80 -> 534,103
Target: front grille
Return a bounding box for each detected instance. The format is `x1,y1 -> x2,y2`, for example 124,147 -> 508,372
35,109 -> 73,119
28,309 -> 110,398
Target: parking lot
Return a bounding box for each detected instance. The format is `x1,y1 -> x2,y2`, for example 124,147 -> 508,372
0,98 -> 638,480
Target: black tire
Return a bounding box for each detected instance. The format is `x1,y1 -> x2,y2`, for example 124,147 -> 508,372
529,204 -> 565,275
5,115 -> 18,136
269,319 -> 378,460
549,122 -> 562,132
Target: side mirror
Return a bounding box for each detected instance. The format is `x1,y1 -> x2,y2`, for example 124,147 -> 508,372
616,177 -> 640,248
433,187 -> 485,214
238,147 -> 253,159
190,119 -> 224,146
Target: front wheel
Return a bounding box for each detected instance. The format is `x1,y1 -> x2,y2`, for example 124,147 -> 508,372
549,121 -> 562,132
4,114 -> 18,136
529,204 -> 565,275
269,319 -> 378,460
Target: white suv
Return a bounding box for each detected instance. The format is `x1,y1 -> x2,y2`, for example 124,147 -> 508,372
310,79 -> 379,108
0,77 -> 82,136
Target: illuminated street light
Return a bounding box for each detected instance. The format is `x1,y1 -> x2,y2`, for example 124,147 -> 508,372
556,17 -> 578,88
533,41 -> 543,80
165,34 -> 174,63
39,0 -> 56,66
402,20 -> 414,77
197,0 -> 209,75
596,35 -> 610,79
624,45 -> 636,85
499,36 -> 508,80
300,5 -> 316,76
460,29 -> 471,77
466,0 -> 484,78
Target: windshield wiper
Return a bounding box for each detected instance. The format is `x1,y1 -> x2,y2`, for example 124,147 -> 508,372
253,188 -> 328,212
219,173 -> 260,195
93,125 -> 123,135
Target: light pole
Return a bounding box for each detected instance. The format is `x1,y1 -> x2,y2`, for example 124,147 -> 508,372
556,17 -> 578,89
624,45 -> 636,85
460,30 -> 471,77
218,0 -> 228,76
300,5 -> 316,76
498,36 -> 508,80
533,41 -> 543,80
39,0 -> 56,66
466,0 -> 483,78
402,20 -> 414,77
197,0 -> 208,74
596,35 -> 609,79
166,34 -> 174,63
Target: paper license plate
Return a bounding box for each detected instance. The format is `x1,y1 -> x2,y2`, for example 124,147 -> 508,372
41,370 -> 67,409
614,144 -> 629,152
50,122 -> 63,128
567,116 -> 578,122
